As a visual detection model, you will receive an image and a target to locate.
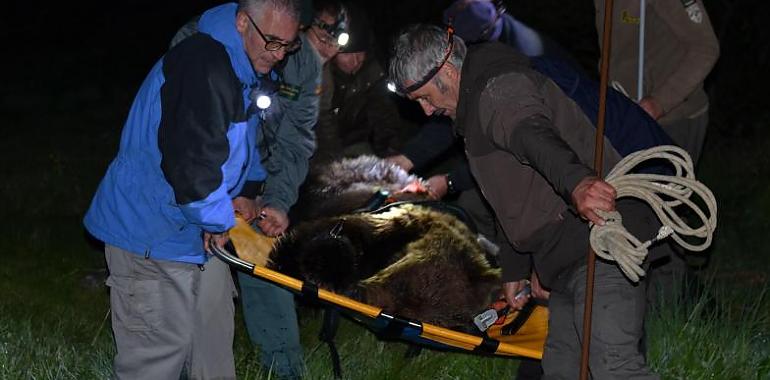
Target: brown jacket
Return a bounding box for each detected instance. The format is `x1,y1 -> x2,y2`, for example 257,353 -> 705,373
595,0 -> 719,124
456,43 -> 624,287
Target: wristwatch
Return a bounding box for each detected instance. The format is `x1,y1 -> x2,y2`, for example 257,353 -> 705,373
445,173 -> 457,195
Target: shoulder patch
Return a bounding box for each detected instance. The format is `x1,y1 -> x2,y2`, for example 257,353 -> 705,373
684,2 -> 704,24
277,83 -> 301,101
621,10 -> 640,24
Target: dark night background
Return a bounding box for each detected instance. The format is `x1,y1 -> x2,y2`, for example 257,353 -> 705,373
3,0 -> 769,143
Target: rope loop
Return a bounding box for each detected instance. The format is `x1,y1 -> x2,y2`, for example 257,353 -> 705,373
589,145 -> 717,282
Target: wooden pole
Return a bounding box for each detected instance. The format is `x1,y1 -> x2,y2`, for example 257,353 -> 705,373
580,0 -> 615,379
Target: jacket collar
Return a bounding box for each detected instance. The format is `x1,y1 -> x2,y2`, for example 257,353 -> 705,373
198,3 -> 258,86
455,42 -> 529,136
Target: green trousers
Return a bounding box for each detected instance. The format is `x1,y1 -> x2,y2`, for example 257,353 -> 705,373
238,271 -> 305,379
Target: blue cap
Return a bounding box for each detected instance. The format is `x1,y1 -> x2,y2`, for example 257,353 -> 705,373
443,0 -> 503,43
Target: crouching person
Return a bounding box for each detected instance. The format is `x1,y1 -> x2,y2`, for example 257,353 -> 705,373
388,25 -> 668,379
83,1 -> 300,378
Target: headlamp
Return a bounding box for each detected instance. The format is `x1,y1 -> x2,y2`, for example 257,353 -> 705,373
312,6 -> 349,47
337,32 -> 350,47
387,26 -> 455,97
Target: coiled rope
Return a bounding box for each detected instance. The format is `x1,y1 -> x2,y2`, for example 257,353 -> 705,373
589,145 -> 718,282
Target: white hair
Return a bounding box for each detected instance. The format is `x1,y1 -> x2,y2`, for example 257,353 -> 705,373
389,24 -> 467,92
238,0 -> 301,21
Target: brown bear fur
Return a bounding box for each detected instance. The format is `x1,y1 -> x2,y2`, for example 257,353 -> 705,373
231,155 -> 503,333
292,155 -> 430,220
269,204 -> 501,332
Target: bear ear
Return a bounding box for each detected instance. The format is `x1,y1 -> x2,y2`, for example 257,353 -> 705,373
299,235 -> 361,292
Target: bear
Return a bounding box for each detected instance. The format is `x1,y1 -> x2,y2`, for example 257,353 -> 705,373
291,155 -> 431,220
229,156 -> 502,333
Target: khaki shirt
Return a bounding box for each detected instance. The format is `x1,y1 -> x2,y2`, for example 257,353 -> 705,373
595,0 -> 719,124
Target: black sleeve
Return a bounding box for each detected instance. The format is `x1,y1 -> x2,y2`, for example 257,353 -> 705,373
508,114 -> 595,204
495,223 -> 532,282
399,118 -> 457,170
158,34 -> 245,205
366,86 -> 408,157
446,161 -> 475,193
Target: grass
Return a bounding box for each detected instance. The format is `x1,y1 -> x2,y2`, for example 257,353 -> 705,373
1,260 -> 767,379
648,279 -> 770,379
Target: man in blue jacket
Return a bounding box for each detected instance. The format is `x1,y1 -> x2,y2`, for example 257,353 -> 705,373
170,1 -> 349,377
236,1 -> 348,378
83,1 -> 301,378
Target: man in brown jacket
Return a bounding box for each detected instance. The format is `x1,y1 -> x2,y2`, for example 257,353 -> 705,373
596,0 -> 719,304
389,24 -> 668,379
595,0 -> 719,164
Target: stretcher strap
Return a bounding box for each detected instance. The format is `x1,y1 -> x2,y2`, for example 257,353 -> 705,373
301,282 -> 320,300
378,313 -> 423,339
502,302 -> 536,336
473,337 -> 501,354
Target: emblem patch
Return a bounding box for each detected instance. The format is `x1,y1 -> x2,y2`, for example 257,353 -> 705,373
621,10 -> 640,24
686,3 -> 703,23
278,83 -> 301,101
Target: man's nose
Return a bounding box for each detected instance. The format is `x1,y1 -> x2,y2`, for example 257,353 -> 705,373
418,100 -> 435,116
272,49 -> 286,61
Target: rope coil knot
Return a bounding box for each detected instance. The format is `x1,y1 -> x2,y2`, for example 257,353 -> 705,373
589,145 -> 717,282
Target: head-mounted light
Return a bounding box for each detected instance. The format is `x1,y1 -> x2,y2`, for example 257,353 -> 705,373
388,26 -> 455,97
313,6 -> 350,47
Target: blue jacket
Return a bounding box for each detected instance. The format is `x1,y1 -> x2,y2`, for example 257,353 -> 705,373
84,4 -> 268,263
171,15 -> 321,215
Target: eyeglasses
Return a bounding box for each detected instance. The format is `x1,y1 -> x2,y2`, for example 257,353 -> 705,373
310,25 -> 338,47
246,13 -> 302,53
390,26 -> 455,96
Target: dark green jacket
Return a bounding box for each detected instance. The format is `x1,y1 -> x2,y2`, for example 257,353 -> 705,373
314,56 -> 414,163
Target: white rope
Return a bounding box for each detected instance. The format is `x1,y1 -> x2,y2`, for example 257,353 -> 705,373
589,145 -> 718,282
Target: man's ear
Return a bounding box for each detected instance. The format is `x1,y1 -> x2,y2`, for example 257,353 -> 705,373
443,63 -> 460,81
235,10 -> 249,34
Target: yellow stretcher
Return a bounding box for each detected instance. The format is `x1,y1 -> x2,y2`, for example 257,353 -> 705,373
213,216 -> 548,360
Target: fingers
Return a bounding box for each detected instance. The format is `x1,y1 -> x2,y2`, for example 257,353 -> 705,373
582,208 -> 606,226
256,207 -> 289,237
502,280 -> 530,310
232,197 -> 258,223
584,180 -> 616,207
203,232 -> 230,253
257,219 -> 284,236
214,233 -> 230,248
238,208 -> 257,223
425,175 -> 448,200
530,272 -> 551,300
572,177 -> 617,225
